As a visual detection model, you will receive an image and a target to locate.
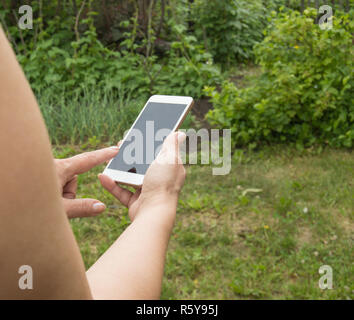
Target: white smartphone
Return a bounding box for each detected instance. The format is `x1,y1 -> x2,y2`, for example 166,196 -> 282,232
103,95 -> 194,187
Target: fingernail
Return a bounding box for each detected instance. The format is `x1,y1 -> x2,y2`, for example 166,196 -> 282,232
110,146 -> 119,150
93,202 -> 106,212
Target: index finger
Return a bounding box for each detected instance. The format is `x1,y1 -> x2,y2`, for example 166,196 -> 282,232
65,146 -> 119,176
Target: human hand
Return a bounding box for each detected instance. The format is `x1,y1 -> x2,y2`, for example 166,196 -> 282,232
55,146 -> 119,218
98,132 -> 186,222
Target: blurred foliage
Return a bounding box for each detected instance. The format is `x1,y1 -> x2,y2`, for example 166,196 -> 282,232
1,0 -> 297,98
206,8 -> 354,149
190,0 -> 267,66
0,0 -> 225,99
0,1 -> 353,147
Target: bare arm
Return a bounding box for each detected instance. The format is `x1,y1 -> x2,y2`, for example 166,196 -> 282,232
87,200 -> 177,299
0,26 -> 92,299
87,132 -> 186,299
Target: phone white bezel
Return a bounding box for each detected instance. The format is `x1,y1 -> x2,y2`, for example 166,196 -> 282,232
103,95 -> 194,187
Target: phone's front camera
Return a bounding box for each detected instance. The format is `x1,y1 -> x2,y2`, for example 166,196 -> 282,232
128,167 -> 137,174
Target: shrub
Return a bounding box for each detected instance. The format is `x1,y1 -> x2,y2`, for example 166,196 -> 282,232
14,13 -> 150,98
2,1 -> 221,100
206,9 -> 354,148
154,23 -> 223,98
191,0 -> 267,66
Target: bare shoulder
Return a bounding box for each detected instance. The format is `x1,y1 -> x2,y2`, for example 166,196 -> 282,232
0,26 -> 91,299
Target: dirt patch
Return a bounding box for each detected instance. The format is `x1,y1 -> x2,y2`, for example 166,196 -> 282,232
229,74 -> 245,87
340,217 -> 354,234
297,226 -> 313,247
191,98 -> 213,128
333,211 -> 354,236
264,167 -> 290,180
178,210 -> 260,238
177,210 -> 257,257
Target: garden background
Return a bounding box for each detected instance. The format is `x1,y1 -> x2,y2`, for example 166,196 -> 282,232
0,0 -> 353,299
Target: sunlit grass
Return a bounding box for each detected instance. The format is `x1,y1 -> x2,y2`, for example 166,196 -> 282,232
53,145 -> 353,300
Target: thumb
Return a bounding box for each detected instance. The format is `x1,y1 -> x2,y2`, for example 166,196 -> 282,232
157,132 -> 186,165
63,198 -> 106,219
161,131 -> 186,154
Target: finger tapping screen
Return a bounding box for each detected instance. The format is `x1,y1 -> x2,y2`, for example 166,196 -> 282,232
108,102 -> 187,174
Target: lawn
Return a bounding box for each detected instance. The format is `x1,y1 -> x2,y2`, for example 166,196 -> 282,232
53,144 -> 354,300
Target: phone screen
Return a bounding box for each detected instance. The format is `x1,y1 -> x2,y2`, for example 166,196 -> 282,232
108,102 -> 187,175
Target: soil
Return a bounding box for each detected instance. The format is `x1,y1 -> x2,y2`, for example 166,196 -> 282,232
191,98 -> 214,128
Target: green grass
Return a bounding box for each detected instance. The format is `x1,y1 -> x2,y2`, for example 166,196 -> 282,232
39,89 -> 196,145
38,89 -> 143,145
53,144 -> 354,300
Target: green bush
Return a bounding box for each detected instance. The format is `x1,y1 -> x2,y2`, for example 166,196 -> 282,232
14,13 -> 150,97
265,0 -> 302,11
117,10 -> 223,99
1,1 -> 211,144
154,23 -> 223,98
191,0 -> 267,66
1,1 -> 222,100
268,0 -> 353,12
206,9 -> 354,149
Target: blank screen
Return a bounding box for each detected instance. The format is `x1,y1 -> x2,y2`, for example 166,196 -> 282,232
108,102 -> 187,174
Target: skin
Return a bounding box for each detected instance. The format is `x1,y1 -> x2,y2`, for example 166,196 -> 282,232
89,132 -> 186,299
0,26 -> 186,299
55,146 -> 120,218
